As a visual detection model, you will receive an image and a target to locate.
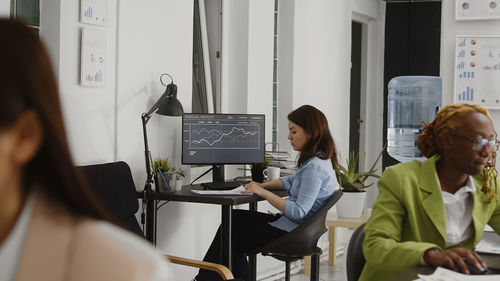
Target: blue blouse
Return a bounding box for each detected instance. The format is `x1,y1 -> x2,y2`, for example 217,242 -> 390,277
269,155 -> 338,232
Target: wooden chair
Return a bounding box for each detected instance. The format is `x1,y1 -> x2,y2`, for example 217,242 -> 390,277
79,161 -> 236,280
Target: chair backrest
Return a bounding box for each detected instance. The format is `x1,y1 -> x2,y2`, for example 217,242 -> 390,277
79,161 -> 144,237
346,223 -> 366,281
249,190 -> 343,257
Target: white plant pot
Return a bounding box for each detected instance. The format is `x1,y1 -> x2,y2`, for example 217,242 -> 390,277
336,191 -> 367,218
175,179 -> 183,191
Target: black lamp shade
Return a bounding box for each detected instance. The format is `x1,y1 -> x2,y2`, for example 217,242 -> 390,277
157,84 -> 184,116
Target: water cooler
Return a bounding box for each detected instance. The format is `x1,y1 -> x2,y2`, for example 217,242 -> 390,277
387,76 -> 442,163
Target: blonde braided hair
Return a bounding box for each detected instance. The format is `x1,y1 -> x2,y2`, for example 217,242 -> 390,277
418,103 -> 498,203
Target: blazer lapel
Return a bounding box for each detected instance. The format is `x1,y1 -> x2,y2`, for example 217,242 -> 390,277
419,156 -> 447,243
471,176 -> 489,244
15,195 -> 74,281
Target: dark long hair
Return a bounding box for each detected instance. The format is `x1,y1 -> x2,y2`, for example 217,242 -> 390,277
0,19 -> 105,219
287,105 -> 339,170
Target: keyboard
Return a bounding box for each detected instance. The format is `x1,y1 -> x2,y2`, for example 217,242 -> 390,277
201,181 -> 246,190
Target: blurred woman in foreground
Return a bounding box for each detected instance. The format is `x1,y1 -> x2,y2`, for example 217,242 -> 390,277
0,19 -> 170,281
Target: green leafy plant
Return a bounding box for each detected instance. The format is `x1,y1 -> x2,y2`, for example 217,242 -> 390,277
336,143 -> 386,192
153,157 -> 172,173
153,157 -> 185,179
250,155 -> 271,171
173,167 -> 185,180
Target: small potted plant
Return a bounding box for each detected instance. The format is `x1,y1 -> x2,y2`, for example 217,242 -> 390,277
250,156 -> 271,183
153,157 -> 175,192
336,144 -> 386,218
172,167 -> 185,191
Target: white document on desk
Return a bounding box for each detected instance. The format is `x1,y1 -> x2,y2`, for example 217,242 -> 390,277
476,233 -> 500,254
190,186 -> 255,196
414,267 -> 500,281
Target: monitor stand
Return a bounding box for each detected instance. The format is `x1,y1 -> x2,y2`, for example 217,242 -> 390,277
212,164 -> 225,183
200,164 -> 242,190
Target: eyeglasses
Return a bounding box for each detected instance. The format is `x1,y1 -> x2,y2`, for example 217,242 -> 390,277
453,134 -> 500,151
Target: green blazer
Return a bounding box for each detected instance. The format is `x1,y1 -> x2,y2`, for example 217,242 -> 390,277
359,155 -> 500,281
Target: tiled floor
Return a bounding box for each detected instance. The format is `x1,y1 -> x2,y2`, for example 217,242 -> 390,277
282,254 -> 347,281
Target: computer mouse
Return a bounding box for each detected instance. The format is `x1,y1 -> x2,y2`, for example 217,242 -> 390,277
456,258 -> 488,275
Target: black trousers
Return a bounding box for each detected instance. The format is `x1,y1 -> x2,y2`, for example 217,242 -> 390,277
196,209 -> 288,281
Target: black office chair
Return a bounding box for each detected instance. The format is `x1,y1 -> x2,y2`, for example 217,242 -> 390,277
346,223 -> 366,281
79,161 -> 238,280
247,190 -> 343,281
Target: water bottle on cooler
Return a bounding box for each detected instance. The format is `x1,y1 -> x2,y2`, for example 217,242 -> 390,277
387,76 -> 441,163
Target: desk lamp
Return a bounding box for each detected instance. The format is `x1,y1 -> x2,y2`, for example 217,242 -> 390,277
141,73 -> 183,242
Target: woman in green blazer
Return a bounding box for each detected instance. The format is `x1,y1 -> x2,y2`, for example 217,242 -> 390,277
360,104 -> 500,281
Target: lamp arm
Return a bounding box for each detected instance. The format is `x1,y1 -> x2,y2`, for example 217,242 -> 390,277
142,113 -> 154,191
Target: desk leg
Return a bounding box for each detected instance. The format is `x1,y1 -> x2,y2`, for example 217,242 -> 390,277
329,226 -> 337,266
304,256 -> 311,275
145,198 -> 156,245
249,202 -> 257,281
221,205 -> 233,270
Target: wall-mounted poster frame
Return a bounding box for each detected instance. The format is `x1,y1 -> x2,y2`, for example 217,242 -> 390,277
80,0 -> 107,26
454,35 -> 500,109
456,0 -> 500,20
81,27 -> 106,87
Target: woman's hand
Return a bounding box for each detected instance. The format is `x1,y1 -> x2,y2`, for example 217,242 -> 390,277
423,248 -> 486,274
242,181 -> 265,196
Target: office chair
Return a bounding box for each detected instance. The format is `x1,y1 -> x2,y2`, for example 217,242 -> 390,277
79,161 -> 236,280
346,223 -> 366,281
247,190 -> 343,281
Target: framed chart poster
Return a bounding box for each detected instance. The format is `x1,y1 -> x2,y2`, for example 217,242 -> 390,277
456,0 -> 500,20
80,0 -> 107,26
454,36 -> 500,109
81,27 -> 105,87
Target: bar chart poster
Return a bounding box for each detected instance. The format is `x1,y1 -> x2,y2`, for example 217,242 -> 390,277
454,36 -> 500,108
81,28 -> 105,87
80,0 -> 107,26
456,0 -> 500,20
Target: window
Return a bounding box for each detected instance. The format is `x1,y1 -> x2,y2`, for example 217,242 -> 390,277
10,0 -> 40,31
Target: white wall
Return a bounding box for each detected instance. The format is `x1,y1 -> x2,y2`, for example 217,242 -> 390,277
0,0 -> 9,17
441,1 -> 500,170
29,0 -> 385,279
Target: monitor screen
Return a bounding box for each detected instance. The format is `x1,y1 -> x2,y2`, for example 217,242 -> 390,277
182,113 -> 265,165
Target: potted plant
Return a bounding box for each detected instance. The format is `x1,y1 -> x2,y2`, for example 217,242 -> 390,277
153,157 -> 175,192
336,144 -> 386,218
172,167 -> 186,191
250,156 -> 271,183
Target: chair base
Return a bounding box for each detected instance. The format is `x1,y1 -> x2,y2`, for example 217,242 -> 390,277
264,248 -> 322,281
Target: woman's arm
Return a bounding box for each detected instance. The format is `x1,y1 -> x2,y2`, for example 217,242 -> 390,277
260,179 -> 283,190
363,167 -> 439,270
243,181 -> 286,212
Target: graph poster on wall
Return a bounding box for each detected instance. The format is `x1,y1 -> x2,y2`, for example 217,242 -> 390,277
81,28 -> 105,87
80,0 -> 107,26
456,0 -> 500,20
454,36 -> 500,108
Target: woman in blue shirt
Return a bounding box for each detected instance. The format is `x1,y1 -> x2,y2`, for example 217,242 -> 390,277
195,105 -> 339,281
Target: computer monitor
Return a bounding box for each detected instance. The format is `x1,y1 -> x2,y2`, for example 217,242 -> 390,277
182,113 -> 265,184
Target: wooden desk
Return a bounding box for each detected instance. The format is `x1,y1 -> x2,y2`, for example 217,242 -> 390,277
326,215 -> 367,266
137,184 -> 287,281
303,215 -> 367,275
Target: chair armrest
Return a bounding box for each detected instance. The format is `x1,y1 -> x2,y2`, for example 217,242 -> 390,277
165,255 -> 234,280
